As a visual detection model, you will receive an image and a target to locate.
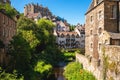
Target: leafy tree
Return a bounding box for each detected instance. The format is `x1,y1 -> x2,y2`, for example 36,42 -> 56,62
0,3 -> 18,18
17,17 -> 37,32
0,67 -> 24,80
69,25 -> 75,31
34,61 -> 52,79
64,62 -> 96,80
37,19 -> 64,66
8,34 -> 31,74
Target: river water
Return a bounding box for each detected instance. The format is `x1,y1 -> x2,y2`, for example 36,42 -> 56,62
54,67 -> 66,80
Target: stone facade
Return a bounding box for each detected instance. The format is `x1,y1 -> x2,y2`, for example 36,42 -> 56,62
0,10 -> 16,65
24,3 -> 53,21
76,45 -> 120,80
85,0 -> 120,62
81,0 -> 120,79
104,45 -> 120,80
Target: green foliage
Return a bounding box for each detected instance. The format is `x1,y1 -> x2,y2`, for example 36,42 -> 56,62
22,30 -> 40,49
62,52 -> 75,62
34,61 -> 52,78
8,17 -> 65,79
8,35 -> 31,73
69,25 -> 75,31
64,62 -> 96,80
0,67 -> 24,80
0,3 -> 18,18
17,17 -> 37,31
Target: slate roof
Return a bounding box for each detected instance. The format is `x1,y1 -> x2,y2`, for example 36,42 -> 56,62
108,32 -> 120,39
86,0 -> 104,14
86,1 -> 94,13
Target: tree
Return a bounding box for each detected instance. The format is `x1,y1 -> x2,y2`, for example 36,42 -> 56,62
0,3 -> 18,18
69,25 -> 75,31
64,62 -> 96,80
0,67 -> 24,80
8,34 -> 31,73
37,19 -> 64,66
34,61 -> 52,79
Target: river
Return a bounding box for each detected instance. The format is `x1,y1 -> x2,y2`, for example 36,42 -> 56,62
54,67 -> 66,80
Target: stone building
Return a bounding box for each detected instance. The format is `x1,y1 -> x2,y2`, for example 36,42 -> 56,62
0,0 -> 11,4
84,0 -> 120,79
0,10 -> 16,65
85,0 -> 120,63
24,3 -> 53,21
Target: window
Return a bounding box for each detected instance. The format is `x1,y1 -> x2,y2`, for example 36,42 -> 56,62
76,34 -> 79,38
98,10 -> 102,20
111,5 -> 117,19
90,43 -> 93,49
99,43 -> 101,50
71,34 -> 75,38
105,40 -> 108,44
90,16 -> 93,22
98,28 -> 102,35
61,34 -> 64,38
66,34 -> 70,38
90,30 -> 93,35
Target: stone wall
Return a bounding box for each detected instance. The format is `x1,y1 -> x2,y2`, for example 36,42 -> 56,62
76,45 -> 120,80
104,45 -> 120,80
76,53 -> 103,80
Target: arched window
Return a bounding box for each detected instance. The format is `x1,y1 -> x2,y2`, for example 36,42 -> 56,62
76,34 -> 79,38
66,34 -> 70,38
61,34 -> 64,38
72,34 -> 75,38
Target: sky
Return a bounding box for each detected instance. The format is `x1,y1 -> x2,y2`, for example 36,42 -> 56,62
10,0 -> 92,25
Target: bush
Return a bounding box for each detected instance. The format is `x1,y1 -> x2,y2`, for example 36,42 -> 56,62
0,67 -> 24,80
64,62 -> 96,80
